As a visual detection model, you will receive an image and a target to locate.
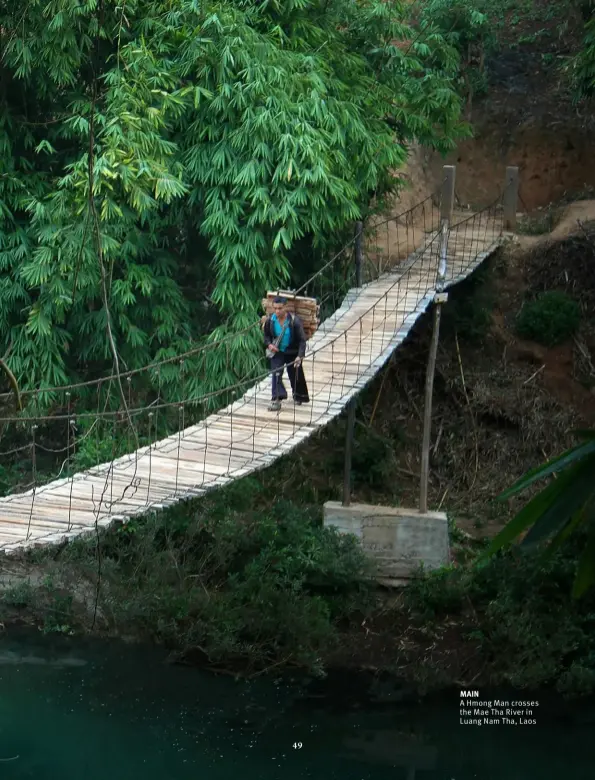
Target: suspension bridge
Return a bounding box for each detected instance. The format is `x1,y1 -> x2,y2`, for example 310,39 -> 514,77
0,166 -> 517,553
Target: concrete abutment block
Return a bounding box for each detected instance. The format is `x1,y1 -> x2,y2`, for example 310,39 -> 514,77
323,501 -> 449,583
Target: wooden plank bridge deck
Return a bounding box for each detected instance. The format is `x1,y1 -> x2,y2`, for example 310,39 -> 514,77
0,213 -> 509,552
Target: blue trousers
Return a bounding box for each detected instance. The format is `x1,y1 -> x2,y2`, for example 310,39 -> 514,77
269,351 -> 309,402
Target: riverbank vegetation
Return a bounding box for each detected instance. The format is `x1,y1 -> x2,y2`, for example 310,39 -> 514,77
3,487 -> 595,698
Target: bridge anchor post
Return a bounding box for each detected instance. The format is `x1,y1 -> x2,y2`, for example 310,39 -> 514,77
419,164 -> 455,514
342,399 -> 356,506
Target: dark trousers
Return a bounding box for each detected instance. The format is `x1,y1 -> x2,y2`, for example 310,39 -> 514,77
269,351 -> 309,402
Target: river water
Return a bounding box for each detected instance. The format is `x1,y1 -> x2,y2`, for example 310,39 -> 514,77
0,630 -> 593,779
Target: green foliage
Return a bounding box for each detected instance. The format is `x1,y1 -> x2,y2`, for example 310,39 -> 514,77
516,210 -> 561,235
351,425 -> 399,489
515,290 -> 581,346
323,416 -> 401,496
0,0 -> 467,396
0,577 -> 74,634
482,429 -> 595,598
419,0 -> 493,54
407,535 -> 595,695
1,581 -> 36,608
61,491 -> 374,671
571,16 -> 595,100
417,0 -> 494,103
418,0 -> 591,106
441,261 -> 496,344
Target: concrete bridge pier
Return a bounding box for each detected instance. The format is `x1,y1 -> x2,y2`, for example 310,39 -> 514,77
322,501 -> 449,585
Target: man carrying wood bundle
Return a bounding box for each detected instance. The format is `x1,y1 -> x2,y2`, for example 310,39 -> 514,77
263,296 -> 310,412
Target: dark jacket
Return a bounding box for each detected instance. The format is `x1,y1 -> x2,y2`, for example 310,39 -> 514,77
263,312 -> 307,358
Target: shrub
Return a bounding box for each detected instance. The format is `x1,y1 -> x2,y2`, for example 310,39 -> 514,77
62,497 -> 375,673
516,210 -> 560,236
515,291 -> 581,346
406,533 -> 595,696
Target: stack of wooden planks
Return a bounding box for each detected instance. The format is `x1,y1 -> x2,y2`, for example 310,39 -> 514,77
261,290 -> 320,340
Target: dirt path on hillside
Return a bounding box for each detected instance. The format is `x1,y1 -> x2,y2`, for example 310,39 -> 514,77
517,199 -> 595,250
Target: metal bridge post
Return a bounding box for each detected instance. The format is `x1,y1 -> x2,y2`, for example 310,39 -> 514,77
354,221 -> 363,287
419,165 -> 455,514
342,398 -> 356,506
440,165 -> 455,225
503,165 -> 519,232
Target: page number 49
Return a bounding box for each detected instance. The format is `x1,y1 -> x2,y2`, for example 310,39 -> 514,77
292,742 -> 303,749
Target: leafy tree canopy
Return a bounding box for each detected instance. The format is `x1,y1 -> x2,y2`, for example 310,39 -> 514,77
0,0 -> 466,395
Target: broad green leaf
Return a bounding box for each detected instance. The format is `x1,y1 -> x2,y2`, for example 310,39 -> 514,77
498,438 -> 595,500
482,463 -> 585,559
520,458 -> 595,546
542,507 -> 588,561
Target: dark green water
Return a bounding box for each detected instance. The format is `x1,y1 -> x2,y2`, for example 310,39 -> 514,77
0,631 -> 593,779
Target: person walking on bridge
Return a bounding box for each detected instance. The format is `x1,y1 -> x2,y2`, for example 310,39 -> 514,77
264,296 -> 310,412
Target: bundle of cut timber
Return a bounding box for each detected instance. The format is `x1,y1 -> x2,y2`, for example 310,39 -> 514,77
261,290 -> 320,340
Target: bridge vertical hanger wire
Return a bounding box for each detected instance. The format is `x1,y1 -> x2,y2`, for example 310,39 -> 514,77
66,391 -> 73,531
405,210 -> 410,278
147,412 -> 153,507
201,403 -> 208,488
355,221 -> 363,287
126,376 -> 132,452
66,391 -> 72,455
226,341 -> 233,476
385,220 -> 389,271
415,204 -> 421,267
95,380 -> 102,457
252,378 -> 257,460
110,414 -> 116,508
370,289 -> 376,366
26,424 -> 37,541
472,206 -> 480,270
380,233 -> 392,352
175,406 -> 182,498
477,207 -> 485,265
309,267 -> 319,429
68,417 -> 76,533
180,359 -> 186,436
155,364 -> 161,442
503,166 -> 519,232
68,419 -> 76,532
467,210 -> 475,275
290,289 -> 298,436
